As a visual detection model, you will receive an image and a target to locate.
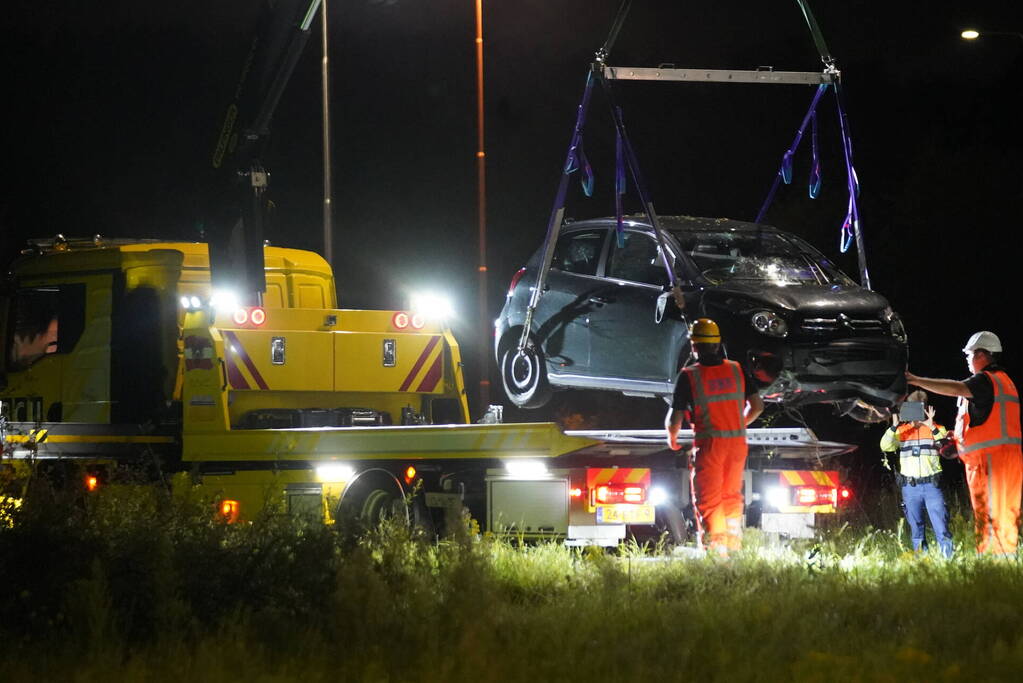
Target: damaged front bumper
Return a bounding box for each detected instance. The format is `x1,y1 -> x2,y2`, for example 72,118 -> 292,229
753,337 -> 907,408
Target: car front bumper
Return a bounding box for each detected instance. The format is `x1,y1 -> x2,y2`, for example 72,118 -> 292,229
754,337 -> 907,407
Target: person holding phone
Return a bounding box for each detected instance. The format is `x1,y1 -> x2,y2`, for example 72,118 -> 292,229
880,390 -> 954,557
907,331 -> 1021,557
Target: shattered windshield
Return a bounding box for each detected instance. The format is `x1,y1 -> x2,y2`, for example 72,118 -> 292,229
670,229 -> 856,286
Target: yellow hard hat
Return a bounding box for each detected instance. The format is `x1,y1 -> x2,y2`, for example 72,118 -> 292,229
691,318 -> 721,344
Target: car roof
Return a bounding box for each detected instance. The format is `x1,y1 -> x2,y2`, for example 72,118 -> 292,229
565,215 -> 784,234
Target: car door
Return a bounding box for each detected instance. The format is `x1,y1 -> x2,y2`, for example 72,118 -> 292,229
588,230 -> 687,384
533,228 -> 610,377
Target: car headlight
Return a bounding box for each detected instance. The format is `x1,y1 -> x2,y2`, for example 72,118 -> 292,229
750,310 -> 788,338
882,307 -> 908,344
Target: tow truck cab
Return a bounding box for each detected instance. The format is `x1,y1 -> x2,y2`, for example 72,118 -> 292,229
0,239 -> 468,429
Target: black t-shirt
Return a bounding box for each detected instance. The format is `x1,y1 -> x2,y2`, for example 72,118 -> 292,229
672,357 -> 758,412
963,364 -> 1011,427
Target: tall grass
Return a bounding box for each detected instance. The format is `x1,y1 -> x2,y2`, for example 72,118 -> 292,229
1,481 -> 1021,682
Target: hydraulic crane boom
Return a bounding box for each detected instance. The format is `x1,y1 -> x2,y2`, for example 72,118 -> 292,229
206,0 -> 323,303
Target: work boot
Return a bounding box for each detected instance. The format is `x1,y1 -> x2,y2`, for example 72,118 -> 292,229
707,532 -> 730,559
725,517 -> 743,552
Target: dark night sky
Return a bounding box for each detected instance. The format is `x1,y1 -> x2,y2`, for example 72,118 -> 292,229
4,1 -> 1021,446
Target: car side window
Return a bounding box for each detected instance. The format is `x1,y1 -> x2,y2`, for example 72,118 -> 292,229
551,230 -> 605,276
607,232 -> 669,286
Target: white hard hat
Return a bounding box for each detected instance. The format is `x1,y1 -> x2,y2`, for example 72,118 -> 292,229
963,330 -> 1002,353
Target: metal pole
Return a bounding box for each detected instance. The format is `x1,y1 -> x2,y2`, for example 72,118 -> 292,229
321,0 -> 334,266
475,0 -> 489,411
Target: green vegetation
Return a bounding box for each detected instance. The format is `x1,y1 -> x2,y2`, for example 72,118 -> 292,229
2,483 -> 1021,682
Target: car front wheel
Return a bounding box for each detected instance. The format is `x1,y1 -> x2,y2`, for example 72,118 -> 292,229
500,344 -> 552,408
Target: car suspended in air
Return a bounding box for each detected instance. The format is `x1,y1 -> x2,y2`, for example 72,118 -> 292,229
495,215 -> 907,422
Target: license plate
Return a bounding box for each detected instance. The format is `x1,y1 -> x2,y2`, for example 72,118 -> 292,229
595,504 -> 655,525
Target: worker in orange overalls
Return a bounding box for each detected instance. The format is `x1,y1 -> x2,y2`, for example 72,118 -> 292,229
907,331 -> 1023,557
665,318 -> 764,556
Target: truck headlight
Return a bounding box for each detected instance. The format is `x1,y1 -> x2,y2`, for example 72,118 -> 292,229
751,310 -> 788,338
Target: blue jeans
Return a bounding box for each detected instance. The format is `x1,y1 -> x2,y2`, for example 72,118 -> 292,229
902,481 -> 954,557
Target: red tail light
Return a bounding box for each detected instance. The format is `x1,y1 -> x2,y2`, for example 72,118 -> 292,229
231,307 -> 266,326
392,311 -> 410,329
794,486 -> 842,506
838,486 -> 852,503
592,483 -> 647,505
507,267 -> 527,296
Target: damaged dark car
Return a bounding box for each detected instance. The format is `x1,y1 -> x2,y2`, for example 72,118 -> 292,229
495,215 -> 907,422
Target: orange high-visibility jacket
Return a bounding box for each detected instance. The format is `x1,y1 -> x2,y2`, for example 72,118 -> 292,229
683,360 -> 747,447
956,369 -> 1022,461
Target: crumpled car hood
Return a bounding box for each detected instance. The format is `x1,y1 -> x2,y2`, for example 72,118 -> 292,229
705,282 -> 890,314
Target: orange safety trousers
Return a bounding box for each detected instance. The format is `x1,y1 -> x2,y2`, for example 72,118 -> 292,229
684,359 -> 748,555
962,446 -> 1023,556
690,439 -> 748,553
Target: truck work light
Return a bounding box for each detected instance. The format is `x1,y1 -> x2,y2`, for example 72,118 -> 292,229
648,485 -> 669,506
504,460 -> 548,477
410,292 -> 454,320
316,464 -> 355,482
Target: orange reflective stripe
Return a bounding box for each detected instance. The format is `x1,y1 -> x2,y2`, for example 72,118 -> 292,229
958,370 -> 1022,454
586,468 -> 651,488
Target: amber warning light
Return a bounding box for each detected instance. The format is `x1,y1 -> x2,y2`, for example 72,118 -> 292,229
220,500 -> 240,523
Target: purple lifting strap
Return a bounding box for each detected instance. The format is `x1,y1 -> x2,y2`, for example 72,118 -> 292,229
755,83 -> 829,224
614,122 -> 626,247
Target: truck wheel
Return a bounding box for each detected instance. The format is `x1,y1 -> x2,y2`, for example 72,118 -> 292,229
338,470 -> 409,529
656,503 -> 689,545
500,344 -> 551,409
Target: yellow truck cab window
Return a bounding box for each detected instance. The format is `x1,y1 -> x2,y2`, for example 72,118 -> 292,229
7,285 -> 86,370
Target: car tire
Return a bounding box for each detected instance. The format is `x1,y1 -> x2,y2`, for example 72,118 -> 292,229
500,344 -> 552,409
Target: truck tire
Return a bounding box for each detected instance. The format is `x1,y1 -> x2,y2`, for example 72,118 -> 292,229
500,343 -> 552,409
338,470 -> 408,530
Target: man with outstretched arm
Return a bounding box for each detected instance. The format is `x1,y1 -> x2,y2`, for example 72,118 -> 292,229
665,318 -> 764,556
906,330 -> 1022,557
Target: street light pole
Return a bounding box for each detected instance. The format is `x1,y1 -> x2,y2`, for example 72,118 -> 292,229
321,0 -> 334,266
474,0 -> 489,412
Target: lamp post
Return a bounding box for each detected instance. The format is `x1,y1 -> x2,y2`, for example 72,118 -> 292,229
321,0 -> 333,266
474,0 -> 489,412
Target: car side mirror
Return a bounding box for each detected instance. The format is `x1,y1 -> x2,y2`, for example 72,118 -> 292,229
656,289 -> 685,324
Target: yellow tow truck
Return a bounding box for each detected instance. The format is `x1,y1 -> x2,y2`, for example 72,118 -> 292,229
1,1 -> 854,546
1,238 -> 663,545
